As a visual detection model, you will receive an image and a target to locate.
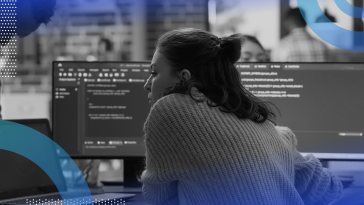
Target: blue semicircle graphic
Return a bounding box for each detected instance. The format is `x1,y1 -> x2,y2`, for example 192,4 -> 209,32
0,120 -> 92,205
297,0 -> 364,51
334,0 -> 364,18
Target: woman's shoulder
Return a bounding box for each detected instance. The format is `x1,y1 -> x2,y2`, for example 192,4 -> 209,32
144,94 -> 202,134
274,126 -> 297,148
146,93 -> 207,126
155,93 -> 191,104
152,93 -> 203,111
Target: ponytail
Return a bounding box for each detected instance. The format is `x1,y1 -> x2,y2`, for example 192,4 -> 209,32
218,36 -> 242,64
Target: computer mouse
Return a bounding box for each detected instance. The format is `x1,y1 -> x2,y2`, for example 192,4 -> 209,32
330,193 -> 364,205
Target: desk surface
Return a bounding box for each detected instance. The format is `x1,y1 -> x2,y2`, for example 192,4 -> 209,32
90,185 -> 364,205
124,193 -> 147,205
330,186 -> 364,205
89,186 -> 146,205
102,186 -> 142,193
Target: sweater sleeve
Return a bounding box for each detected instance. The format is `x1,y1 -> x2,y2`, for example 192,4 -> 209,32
140,97 -> 184,205
277,127 -> 343,205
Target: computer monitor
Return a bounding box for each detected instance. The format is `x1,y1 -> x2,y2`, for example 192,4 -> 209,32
6,119 -> 52,139
236,62 -> 364,160
52,61 -> 150,159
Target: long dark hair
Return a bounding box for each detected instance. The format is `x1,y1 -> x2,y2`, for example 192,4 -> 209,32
156,28 -> 277,123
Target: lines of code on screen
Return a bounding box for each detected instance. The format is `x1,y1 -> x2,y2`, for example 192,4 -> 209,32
53,62 -> 150,157
237,63 -> 364,155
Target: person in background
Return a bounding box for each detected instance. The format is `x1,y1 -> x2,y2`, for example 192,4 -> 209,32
230,33 -> 268,62
86,37 -> 115,61
316,8 -> 336,23
96,38 -> 114,61
141,28 -> 342,205
271,8 -> 329,62
0,0 -> 57,119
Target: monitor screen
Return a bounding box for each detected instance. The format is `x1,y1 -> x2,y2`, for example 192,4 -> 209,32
236,62 -> 364,160
52,61 -> 151,158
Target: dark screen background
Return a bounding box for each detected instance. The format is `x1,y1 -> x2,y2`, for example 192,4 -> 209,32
237,63 -> 364,155
53,62 -> 150,157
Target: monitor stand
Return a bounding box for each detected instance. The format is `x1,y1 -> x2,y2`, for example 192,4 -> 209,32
320,159 -> 329,168
123,158 -> 144,188
100,158 -> 144,188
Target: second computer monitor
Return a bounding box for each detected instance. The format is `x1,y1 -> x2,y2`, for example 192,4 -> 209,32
236,62 -> 364,160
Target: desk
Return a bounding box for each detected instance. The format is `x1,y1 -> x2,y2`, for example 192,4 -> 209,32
329,186 -> 364,205
123,193 -> 147,205
99,185 -> 364,205
89,186 -> 147,205
102,186 -> 142,193
90,185 -> 364,205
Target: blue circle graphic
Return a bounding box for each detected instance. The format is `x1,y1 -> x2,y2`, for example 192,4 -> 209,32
334,0 -> 364,18
297,0 -> 364,51
0,120 -> 92,204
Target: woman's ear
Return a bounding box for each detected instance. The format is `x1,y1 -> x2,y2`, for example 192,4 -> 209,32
180,69 -> 191,81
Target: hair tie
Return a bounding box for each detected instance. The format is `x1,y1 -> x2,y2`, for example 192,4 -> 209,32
216,37 -> 223,48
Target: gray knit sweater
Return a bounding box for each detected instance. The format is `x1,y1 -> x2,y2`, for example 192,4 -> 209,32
141,93 -> 343,205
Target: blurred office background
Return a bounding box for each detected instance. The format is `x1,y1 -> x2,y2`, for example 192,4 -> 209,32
1,0 -> 364,184
3,0 -> 364,120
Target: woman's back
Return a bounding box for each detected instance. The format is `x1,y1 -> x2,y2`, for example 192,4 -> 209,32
142,93 -> 341,205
